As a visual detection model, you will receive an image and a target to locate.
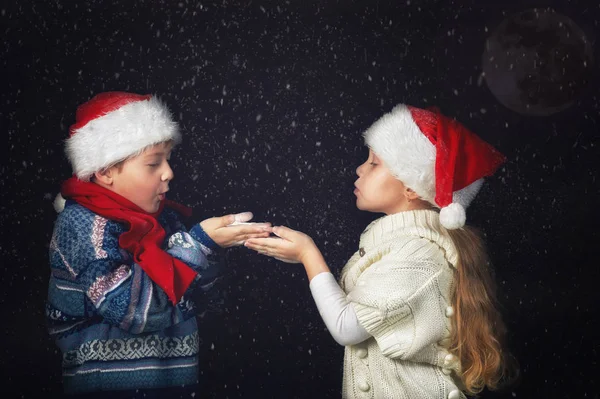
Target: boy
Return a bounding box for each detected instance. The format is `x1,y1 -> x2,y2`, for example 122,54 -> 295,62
47,92 -> 269,397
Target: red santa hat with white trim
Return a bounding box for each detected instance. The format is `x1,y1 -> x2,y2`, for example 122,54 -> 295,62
53,91 -> 181,213
362,104 -> 506,229
65,91 -> 181,181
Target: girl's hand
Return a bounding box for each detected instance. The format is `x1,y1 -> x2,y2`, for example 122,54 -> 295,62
200,212 -> 271,248
244,225 -> 318,264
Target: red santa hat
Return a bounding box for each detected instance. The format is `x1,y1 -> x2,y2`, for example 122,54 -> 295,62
65,91 -> 181,181
363,104 -> 506,229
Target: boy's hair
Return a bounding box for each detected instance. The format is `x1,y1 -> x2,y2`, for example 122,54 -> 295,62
65,92 -> 180,181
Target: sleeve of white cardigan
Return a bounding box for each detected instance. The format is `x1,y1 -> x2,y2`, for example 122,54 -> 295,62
346,243 -> 450,360
309,272 -> 371,346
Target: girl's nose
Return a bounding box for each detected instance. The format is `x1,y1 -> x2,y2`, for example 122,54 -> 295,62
356,163 -> 364,177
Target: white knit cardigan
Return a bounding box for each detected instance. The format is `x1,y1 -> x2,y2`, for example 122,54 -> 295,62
339,209 -> 466,399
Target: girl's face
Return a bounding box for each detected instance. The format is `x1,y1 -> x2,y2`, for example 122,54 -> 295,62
354,148 -> 409,215
106,142 -> 174,213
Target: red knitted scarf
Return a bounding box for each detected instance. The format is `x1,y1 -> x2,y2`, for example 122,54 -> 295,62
61,177 -> 197,304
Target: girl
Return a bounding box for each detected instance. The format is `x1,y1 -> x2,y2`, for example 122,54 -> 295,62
244,104 -> 514,398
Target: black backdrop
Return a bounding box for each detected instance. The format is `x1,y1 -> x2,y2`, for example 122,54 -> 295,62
2,0 -> 599,398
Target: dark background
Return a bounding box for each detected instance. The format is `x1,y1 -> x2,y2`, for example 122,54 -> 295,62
1,0 -> 599,398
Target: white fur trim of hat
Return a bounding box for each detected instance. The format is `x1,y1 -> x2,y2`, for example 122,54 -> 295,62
362,104 -> 505,229
65,92 -> 181,181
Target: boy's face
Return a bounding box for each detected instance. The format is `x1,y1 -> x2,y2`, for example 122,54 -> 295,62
105,142 -> 174,213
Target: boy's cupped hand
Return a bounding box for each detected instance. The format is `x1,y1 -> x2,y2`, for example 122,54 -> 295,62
200,212 -> 271,248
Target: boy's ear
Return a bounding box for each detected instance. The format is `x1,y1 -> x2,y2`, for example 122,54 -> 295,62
94,168 -> 114,185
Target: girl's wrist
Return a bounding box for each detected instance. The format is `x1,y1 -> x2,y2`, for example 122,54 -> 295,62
299,243 -> 318,264
301,246 -> 330,281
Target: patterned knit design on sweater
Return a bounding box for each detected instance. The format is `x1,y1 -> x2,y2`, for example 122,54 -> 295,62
340,209 -> 466,399
47,201 -> 221,394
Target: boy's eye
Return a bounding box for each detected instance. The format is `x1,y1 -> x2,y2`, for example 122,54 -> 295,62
369,162 -> 377,166
148,163 -> 159,167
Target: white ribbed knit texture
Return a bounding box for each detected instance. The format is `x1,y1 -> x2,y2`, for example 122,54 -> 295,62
339,209 -> 466,399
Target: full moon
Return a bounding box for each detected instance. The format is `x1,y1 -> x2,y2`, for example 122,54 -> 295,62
482,8 -> 594,116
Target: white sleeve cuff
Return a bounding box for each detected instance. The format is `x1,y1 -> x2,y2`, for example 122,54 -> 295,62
309,272 -> 371,346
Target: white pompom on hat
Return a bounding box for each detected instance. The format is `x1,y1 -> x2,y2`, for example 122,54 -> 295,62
362,104 -> 506,229
53,192 -> 67,213
65,91 -> 181,181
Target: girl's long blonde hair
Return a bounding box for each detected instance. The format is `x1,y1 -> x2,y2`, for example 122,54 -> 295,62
446,226 -> 518,395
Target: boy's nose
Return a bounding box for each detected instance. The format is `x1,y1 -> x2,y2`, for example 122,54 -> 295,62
162,164 -> 174,181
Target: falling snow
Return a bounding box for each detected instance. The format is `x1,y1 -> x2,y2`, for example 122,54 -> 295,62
2,1 -> 598,398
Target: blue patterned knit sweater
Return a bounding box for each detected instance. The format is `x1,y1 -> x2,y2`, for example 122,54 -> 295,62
46,200 -> 221,394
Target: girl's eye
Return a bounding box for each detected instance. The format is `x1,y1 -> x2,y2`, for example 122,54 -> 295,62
148,163 -> 159,167
369,162 -> 377,166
